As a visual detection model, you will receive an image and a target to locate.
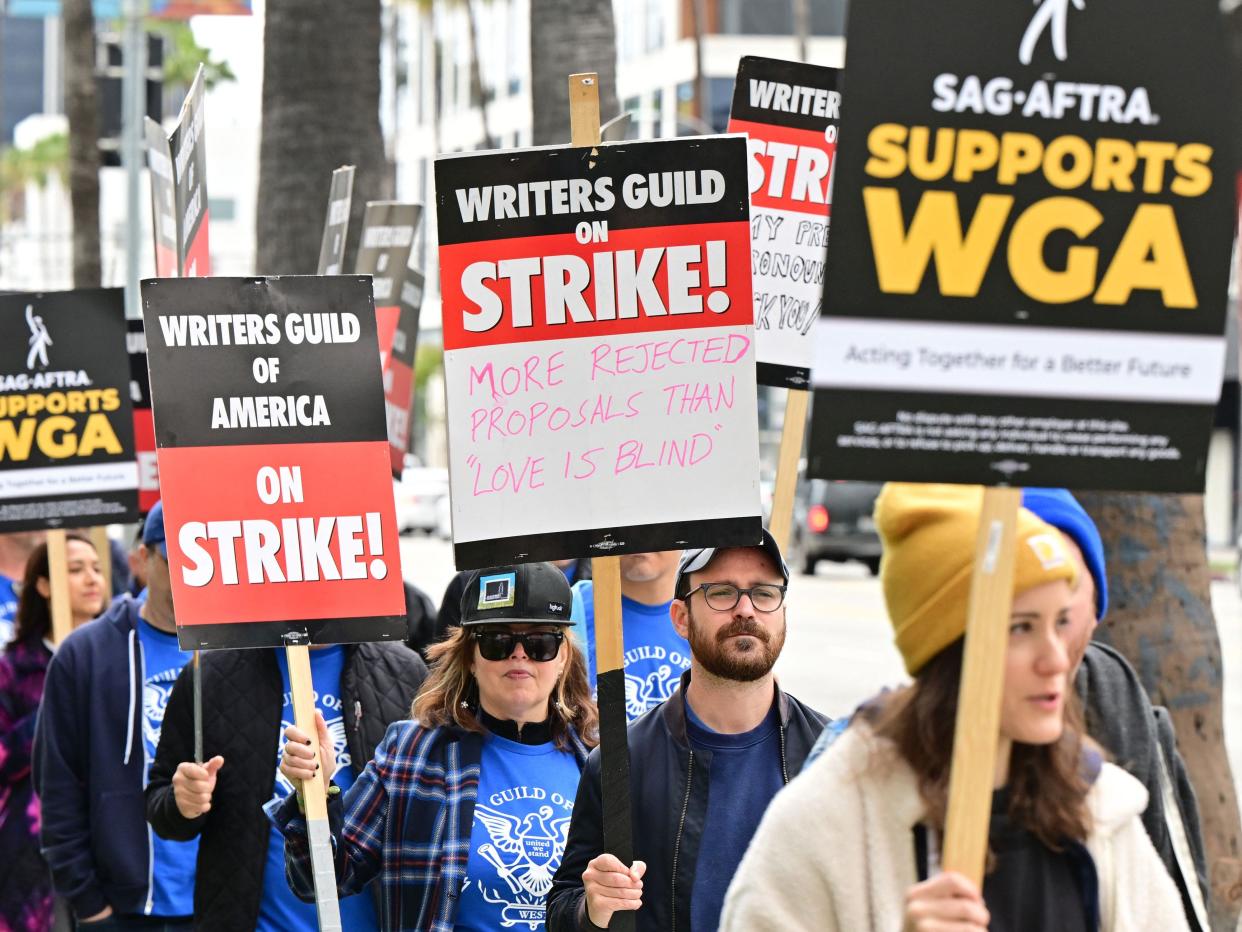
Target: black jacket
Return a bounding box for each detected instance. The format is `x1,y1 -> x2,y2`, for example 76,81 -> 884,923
547,671 -> 828,932
144,642 -> 427,931
33,597 -> 156,920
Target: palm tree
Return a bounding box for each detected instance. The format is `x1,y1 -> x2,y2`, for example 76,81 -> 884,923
529,0 -> 619,145
63,0 -> 101,287
1076,491 -> 1242,930
256,0 -> 391,274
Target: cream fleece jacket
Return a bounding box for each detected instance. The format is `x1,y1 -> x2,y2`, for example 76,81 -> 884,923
719,723 -> 1190,932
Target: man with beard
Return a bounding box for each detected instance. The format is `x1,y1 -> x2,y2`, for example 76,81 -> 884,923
546,532 -> 827,932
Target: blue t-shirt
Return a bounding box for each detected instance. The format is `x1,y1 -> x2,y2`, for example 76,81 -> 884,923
571,580 -> 689,721
455,733 -> 581,932
684,699 -> 784,932
259,646 -> 378,932
135,618 -> 199,917
0,573 -> 18,647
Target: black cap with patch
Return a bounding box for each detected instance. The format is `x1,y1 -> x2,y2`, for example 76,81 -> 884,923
460,562 -> 576,627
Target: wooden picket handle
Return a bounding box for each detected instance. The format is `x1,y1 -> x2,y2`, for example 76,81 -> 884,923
571,71 -> 637,929
767,388 -> 809,553
46,529 -> 73,644
941,486 -> 1021,883
287,643 -> 342,930
88,526 -> 111,595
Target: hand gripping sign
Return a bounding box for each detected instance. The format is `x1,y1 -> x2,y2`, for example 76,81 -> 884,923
141,276 -> 406,650
435,135 -> 764,569
809,0 -> 1239,891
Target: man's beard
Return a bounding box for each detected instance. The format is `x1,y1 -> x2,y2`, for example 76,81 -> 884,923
687,607 -> 786,682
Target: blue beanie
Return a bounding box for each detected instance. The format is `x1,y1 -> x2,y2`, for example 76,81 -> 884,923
1021,488 -> 1108,619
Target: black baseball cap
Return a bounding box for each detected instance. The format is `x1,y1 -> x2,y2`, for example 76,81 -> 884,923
675,529 -> 790,599
460,562 -> 576,627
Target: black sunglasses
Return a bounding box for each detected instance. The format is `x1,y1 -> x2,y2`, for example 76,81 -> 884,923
473,628 -> 565,662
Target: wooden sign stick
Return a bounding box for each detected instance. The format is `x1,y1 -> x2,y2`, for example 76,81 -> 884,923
941,486 -> 1021,884
88,526 -> 112,594
287,643 -> 343,931
767,388 -> 809,553
46,529 -> 73,644
572,70 -> 637,929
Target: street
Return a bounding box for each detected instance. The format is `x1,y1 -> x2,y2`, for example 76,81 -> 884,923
400,533 -> 1242,797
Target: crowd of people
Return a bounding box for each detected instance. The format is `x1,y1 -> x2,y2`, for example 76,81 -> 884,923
0,485 -> 1217,931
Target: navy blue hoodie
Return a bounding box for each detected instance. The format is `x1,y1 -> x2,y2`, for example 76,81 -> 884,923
32,595 -> 186,920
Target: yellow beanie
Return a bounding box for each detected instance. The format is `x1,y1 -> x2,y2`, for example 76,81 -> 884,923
876,483 -> 1078,676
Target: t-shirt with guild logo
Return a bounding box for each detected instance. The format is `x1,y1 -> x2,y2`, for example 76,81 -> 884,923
136,617 -> 199,917
257,645 -> 379,931
571,579 -> 689,721
455,733 -> 582,931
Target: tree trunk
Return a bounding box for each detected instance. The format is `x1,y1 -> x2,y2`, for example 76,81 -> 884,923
529,0 -> 619,146
1075,491 -> 1242,930
63,0 -> 101,287
256,0 -> 391,276
462,0 -> 495,150
689,0 -> 707,124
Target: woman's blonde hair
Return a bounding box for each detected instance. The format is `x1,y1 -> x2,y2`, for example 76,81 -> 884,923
412,625 -> 599,751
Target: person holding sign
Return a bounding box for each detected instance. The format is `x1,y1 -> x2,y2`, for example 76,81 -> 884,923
719,484 -> 1190,932
268,562 -> 597,931
143,638 -> 427,930
548,532 -> 826,932
33,504 -> 199,930
570,551 -> 687,721
0,533 -> 104,931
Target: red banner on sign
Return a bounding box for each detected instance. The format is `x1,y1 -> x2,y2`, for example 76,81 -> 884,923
157,439 -> 404,628
440,221 -> 752,351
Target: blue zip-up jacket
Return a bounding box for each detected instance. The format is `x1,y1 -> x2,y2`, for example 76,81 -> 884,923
32,596 -> 171,920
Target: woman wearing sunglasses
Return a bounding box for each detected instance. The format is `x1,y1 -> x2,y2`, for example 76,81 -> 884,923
268,562 -> 597,931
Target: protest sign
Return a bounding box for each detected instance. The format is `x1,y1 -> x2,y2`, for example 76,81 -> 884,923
169,67 -> 211,277
317,166 -> 355,277
815,0 -> 1239,886
353,201 -> 424,477
435,132 -> 762,569
0,289 -> 139,533
144,118 -> 180,278
728,56 -> 840,390
141,275 -> 406,650
127,319 -> 159,513
809,0 -> 1237,494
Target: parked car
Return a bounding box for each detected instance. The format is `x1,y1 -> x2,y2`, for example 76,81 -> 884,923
789,479 -> 883,576
393,466 -> 449,535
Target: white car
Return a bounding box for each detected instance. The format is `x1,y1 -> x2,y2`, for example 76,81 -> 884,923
393,467 -> 449,535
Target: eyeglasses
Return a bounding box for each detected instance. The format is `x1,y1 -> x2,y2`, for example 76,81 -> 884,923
473,628 -> 565,662
683,583 -> 787,612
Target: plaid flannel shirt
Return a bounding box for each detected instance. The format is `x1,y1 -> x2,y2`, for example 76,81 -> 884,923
267,719 -> 591,931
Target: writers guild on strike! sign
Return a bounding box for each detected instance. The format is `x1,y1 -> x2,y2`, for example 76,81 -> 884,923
809,0 -> 1237,492
435,136 -> 764,568
141,276 -> 405,649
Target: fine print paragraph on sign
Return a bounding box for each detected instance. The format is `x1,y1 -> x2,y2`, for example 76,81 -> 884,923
839,410 -> 1181,464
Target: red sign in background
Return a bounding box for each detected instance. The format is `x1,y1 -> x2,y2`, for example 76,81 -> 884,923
726,118 -> 836,217
157,439 -> 404,627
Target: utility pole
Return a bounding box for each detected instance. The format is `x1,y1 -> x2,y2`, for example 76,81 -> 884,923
121,0 -> 146,318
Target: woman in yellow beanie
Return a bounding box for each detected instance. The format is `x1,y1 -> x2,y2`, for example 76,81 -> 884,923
719,483 -> 1189,932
